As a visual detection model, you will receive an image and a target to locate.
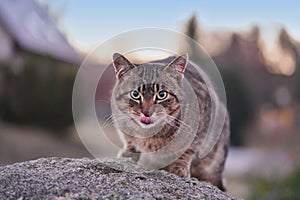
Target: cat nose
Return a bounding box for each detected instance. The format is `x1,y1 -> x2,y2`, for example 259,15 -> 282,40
142,102 -> 153,117
143,108 -> 152,117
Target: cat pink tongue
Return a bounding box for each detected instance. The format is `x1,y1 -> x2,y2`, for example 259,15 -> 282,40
140,116 -> 154,124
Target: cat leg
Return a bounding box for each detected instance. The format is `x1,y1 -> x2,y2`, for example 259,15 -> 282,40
190,144 -> 228,191
162,149 -> 195,178
118,142 -> 141,162
191,167 -> 226,191
190,113 -> 230,191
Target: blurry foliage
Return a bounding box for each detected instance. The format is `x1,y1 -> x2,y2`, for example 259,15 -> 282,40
219,68 -> 255,146
0,53 -> 77,131
185,14 -> 199,41
249,167 -> 300,200
184,14 -> 255,146
184,14 -> 207,63
279,28 -> 298,62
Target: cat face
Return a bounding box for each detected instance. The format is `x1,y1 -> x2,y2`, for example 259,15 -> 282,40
112,53 -> 188,130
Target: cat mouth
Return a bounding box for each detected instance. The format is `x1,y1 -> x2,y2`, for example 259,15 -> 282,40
140,116 -> 154,125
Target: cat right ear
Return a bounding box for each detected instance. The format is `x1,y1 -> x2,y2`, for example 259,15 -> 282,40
164,53 -> 188,74
112,53 -> 136,79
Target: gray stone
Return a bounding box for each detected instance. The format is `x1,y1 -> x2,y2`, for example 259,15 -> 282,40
0,157 -> 237,200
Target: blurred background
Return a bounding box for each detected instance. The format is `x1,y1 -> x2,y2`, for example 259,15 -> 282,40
0,0 -> 300,199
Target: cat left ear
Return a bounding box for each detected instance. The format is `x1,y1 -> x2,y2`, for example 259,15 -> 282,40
164,53 -> 188,74
112,53 -> 136,79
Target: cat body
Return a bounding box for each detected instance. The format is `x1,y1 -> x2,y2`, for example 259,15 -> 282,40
111,53 -> 230,191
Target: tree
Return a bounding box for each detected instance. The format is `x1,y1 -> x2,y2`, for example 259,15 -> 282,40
184,14 -> 205,62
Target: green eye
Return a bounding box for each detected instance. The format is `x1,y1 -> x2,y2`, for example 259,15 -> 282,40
130,90 -> 141,100
156,90 -> 168,100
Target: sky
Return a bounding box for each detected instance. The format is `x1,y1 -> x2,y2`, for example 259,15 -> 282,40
41,0 -> 300,52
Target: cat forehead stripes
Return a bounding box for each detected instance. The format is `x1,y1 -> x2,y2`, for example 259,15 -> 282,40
112,53 -> 189,80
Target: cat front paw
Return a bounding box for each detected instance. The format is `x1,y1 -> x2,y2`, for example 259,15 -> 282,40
164,164 -> 190,178
118,150 -> 140,162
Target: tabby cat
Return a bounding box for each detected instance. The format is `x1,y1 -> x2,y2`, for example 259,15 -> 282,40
111,53 -> 230,191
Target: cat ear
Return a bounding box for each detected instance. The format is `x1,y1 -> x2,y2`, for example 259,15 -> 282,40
112,53 -> 136,79
165,53 -> 188,74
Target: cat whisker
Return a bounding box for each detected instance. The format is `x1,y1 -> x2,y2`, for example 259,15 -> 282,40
111,114 -> 133,124
102,115 -> 115,128
165,115 -> 193,130
95,99 -> 111,104
163,115 -> 194,135
102,113 -> 131,128
163,119 -> 194,137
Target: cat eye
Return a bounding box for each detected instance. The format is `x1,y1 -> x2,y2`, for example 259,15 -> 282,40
156,90 -> 168,100
130,90 -> 141,100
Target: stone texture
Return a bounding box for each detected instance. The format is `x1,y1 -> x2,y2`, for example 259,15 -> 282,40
0,157 -> 237,200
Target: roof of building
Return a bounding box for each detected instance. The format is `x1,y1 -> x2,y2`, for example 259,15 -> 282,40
0,0 -> 82,64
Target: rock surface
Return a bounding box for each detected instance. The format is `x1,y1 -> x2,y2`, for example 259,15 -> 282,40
0,157 -> 237,199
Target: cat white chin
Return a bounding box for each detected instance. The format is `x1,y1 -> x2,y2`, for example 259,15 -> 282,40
139,122 -> 156,129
